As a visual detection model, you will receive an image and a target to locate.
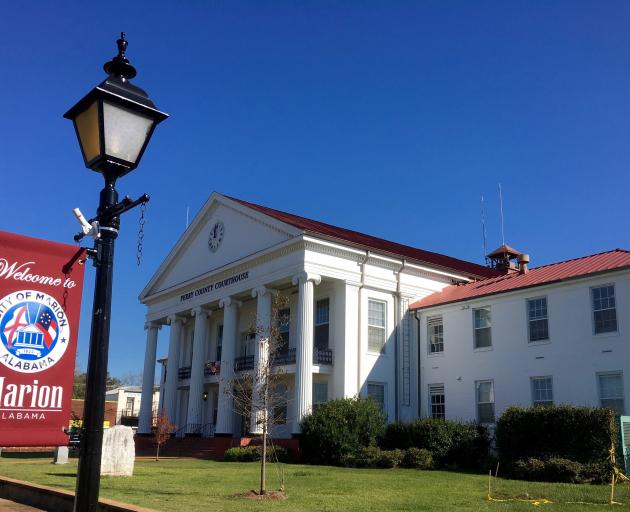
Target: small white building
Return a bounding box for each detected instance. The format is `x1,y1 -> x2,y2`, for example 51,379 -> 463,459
412,245 -> 629,423
136,193 -> 629,438
105,385 -> 159,427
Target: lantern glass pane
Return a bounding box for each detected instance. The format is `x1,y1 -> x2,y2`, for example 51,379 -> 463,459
74,101 -> 101,163
103,101 -> 154,165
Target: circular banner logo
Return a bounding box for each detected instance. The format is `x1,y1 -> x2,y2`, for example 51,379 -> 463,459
0,290 -> 70,373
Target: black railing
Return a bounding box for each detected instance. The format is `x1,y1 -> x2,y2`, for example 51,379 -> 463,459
121,408 -> 137,417
234,355 -> 254,371
273,347 -> 296,366
314,347 -> 333,365
178,366 -> 191,379
204,361 -> 221,376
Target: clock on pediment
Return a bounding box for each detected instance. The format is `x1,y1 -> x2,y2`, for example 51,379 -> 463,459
208,221 -> 225,253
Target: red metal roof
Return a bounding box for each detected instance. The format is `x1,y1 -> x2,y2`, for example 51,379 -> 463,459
410,249 -> 630,310
226,196 -> 499,279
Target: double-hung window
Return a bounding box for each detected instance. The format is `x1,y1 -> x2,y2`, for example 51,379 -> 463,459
531,376 -> 553,407
367,382 -> 386,415
598,372 -> 625,415
278,308 -> 290,353
429,383 -> 445,419
313,382 -> 328,412
527,297 -> 549,342
473,308 -> 492,348
315,298 -> 330,349
476,380 -> 495,423
368,300 -> 387,353
427,316 -> 444,354
274,384 -> 288,424
216,325 -> 223,362
592,285 -> 618,334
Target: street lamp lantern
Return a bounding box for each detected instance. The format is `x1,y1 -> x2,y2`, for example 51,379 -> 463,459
64,32 -> 168,177
66,33 -> 168,512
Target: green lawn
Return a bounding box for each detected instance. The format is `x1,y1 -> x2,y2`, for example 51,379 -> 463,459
0,457 -> 628,511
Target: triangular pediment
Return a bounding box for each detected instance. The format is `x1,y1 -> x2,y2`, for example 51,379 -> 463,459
140,193 -> 301,300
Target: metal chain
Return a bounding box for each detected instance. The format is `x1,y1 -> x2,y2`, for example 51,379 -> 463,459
136,201 -> 147,266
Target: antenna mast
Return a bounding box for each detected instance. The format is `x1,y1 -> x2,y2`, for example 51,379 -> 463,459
481,195 -> 488,265
498,183 -> 506,246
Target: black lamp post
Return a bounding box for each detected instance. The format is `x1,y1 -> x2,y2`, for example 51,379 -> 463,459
64,33 -> 168,512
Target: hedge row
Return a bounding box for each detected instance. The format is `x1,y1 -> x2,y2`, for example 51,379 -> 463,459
512,457 -> 612,484
223,445 -> 290,462
381,419 -> 489,469
496,406 -> 618,483
342,447 -> 434,469
496,405 -> 617,464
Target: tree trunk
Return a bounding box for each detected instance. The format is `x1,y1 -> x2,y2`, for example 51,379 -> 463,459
260,421 -> 267,495
156,442 -> 160,461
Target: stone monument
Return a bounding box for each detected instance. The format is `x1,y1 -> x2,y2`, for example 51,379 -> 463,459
54,446 -> 69,464
101,425 -> 135,476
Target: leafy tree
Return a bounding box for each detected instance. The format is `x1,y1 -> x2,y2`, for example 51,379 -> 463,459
72,371 -> 126,399
153,409 -> 176,461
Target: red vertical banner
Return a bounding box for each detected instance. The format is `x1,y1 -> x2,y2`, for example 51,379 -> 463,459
0,230 -> 85,446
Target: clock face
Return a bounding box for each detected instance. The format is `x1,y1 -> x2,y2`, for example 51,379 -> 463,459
208,221 -> 225,253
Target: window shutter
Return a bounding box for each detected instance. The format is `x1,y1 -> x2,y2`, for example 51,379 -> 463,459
621,416 -> 630,475
429,383 -> 444,395
427,316 -> 442,329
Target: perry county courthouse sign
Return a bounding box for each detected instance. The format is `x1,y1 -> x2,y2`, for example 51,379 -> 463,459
136,192 -> 630,439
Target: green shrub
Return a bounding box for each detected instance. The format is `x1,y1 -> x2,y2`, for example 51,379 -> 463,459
401,448 -> 434,470
377,449 -> 403,468
544,457 -> 583,483
340,447 -> 403,469
512,458 -> 546,481
224,446 -> 259,462
300,397 -> 387,466
496,405 -> 617,465
497,405 -> 618,483
341,446 -> 381,468
381,419 -> 488,469
513,457 -> 594,484
223,445 -> 290,462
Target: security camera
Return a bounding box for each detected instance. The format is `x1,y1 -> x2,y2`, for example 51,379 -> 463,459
73,208 -> 100,240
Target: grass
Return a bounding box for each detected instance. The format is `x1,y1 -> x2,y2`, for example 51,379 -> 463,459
0,456 -> 628,511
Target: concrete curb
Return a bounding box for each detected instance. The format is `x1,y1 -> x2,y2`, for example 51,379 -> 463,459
0,476 -> 159,512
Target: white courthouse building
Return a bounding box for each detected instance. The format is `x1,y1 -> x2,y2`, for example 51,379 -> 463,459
137,193 -> 629,438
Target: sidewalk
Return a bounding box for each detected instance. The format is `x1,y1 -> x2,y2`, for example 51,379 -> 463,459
0,498 -> 44,511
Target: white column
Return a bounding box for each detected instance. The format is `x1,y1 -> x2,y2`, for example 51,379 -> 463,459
164,315 -> 185,425
138,321 -> 161,434
333,281 -> 360,399
216,296 -> 241,436
186,307 -> 210,434
292,272 -> 321,434
250,286 -> 274,435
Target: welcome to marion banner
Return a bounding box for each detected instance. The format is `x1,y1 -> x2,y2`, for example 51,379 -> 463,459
0,230 -> 85,447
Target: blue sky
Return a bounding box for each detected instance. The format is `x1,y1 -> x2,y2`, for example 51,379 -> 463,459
1,1 -> 629,378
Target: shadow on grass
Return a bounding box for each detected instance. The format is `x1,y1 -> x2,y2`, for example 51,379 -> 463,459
45,472 -> 77,478
1,452 -> 54,459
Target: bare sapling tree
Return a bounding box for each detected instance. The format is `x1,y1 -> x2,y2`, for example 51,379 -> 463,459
228,293 -> 291,496
153,409 -> 176,461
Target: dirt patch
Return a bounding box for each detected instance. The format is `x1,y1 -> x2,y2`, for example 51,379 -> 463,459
232,490 -> 287,500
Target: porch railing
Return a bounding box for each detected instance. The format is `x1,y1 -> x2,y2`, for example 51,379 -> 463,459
272,347 -> 296,366
234,355 -> 254,371
178,366 -> 191,379
314,347 -> 333,365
